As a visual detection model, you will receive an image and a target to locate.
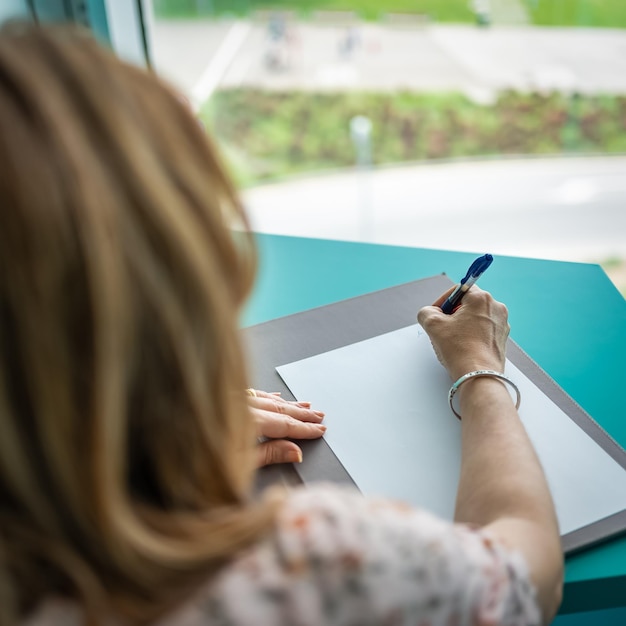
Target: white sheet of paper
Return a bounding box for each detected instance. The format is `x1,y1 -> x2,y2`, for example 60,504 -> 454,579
277,324 -> 626,535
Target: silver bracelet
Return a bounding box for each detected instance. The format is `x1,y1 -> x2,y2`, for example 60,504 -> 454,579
448,370 -> 521,420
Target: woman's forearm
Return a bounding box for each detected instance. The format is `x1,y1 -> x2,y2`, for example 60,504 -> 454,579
417,288 -> 563,622
454,376 -> 556,527
454,376 -> 563,623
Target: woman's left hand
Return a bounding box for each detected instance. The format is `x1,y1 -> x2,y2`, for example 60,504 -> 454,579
248,389 -> 326,467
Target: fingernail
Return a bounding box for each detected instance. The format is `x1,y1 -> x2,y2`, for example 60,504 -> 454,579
271,392 -> 282,396
288,449 -> 303,464
297,401 -> 311,408
314,411 -> 325,417
316,424 -> 327,433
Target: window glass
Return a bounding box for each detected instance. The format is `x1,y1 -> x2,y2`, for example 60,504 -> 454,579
155,3 -> 626,294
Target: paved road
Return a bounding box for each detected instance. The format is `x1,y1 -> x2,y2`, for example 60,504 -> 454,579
151,19 -> 626,99
242,156 -> 626,264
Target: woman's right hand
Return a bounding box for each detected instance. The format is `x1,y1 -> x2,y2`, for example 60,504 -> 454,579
417,286 -> 510,381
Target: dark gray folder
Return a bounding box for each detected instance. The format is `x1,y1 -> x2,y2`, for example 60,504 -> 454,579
244,274 -> 626,555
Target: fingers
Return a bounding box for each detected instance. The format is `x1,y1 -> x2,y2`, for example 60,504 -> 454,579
255,408 -> 327,440
417,303 -> 443,328
418,285 -> 471,327
253,409 -> 326,467
459,286 -> 508,322
248,388 -> 327,466
418,285 -> 493,324
431,285 -> 457,309
420,286 -> 505,328
248,390 -> 325,424
254,408 -> 326,467
257,439 -> 303,467
417,286 -> 510,380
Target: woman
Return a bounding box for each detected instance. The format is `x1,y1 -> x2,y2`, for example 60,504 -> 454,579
0,24 -> 562,626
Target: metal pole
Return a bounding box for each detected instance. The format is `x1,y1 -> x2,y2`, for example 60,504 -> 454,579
350,115 -> 373,241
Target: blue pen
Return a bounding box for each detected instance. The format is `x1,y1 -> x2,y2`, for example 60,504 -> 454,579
441,254 -> 493,314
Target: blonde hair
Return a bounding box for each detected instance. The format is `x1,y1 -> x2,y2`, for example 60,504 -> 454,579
0,24 -> 274,624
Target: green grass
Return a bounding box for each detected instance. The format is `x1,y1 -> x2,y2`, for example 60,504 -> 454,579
152,0 -> 473,22
201,89 -> 626,186
153,0 -> 626,28
524,0 -> 626,28
153,0 -> 626,26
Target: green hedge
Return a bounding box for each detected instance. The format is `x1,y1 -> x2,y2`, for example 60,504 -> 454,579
202,89 -> 626,185
152,0 -> 472,22
523,0 -> 626,28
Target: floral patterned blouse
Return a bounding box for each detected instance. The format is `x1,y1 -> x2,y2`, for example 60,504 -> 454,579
24,484 -> 540,626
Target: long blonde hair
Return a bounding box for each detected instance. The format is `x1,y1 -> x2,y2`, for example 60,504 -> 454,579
0,24 -> 273,624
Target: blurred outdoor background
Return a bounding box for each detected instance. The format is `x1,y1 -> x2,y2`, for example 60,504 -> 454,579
149,0 -> 626,296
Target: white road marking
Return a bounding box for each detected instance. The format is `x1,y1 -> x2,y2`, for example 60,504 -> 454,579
191,21 -> 251,107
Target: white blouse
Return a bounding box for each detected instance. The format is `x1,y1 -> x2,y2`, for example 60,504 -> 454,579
25,484 -> 540,626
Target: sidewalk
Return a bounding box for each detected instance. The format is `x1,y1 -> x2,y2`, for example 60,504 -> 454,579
242,155 -> 626,293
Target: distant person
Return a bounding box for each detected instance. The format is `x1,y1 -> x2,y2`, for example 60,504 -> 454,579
338,25 -> 360,59
0,24 -> 562,626
264,11 -> 291,71
267,11 -> 286,41
471,0 -> 492,26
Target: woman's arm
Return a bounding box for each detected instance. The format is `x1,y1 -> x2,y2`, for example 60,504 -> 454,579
418,287 -> 563,624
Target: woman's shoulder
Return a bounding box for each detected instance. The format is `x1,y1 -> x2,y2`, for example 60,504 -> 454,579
185,483 -> 540,625
22,485 -> 540,625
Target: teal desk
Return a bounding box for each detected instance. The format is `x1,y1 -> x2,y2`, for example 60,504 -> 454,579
244,234 -> 626,616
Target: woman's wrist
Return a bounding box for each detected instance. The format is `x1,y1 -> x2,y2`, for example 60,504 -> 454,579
448,359 -> 506,384
456,374 -> 517,418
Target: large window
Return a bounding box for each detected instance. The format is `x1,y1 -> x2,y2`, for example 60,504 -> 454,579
151,1 -> 624,297
11,1 -> 624,294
